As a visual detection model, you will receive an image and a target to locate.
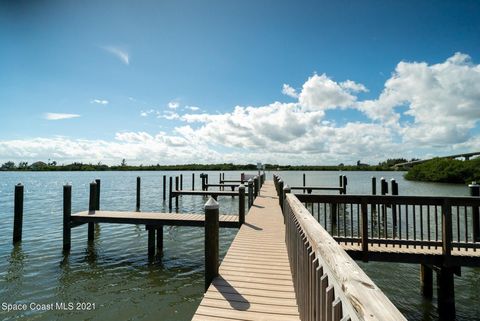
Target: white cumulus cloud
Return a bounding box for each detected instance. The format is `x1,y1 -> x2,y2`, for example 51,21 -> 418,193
44,113 -> 81,120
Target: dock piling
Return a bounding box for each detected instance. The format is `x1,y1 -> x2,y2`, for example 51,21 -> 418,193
371,176 -> 376,195
420,264 -> 433,299
63,184 -> 72,252
175,176 -> 179,208
163,175 -> 166,201
95,179 -> 101,210
303,173 -> 306,193
88,181 -> 97,241
469,182 -> 480,242
180,174 -> 183,190
136,176 -> 141,212
192,173 -> 195,191
13,183 -> 24,244
169,176 -> 173,210
147,227 -> 155,258
239,184 -> 245,225
278,180 -> 284,210
157,226 -> 163,257
204,197 -> 219,292
248,179 -> 253,208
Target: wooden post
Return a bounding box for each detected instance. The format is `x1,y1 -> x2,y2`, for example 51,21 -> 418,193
303,173 -> 306,193
163,175 -> 166,200
201,173 -> 205,191
437,266 -> 456,321
157,225 -> 163,257
238,184 -> 245,225
391,179 -> 398,227
63,184 -> 72,252
420,264 -> 433,299
95,179 -> 101,210
339,175 -> 343,193
175,176 -> 179,209
256,176 -> 261,196
219,173 -> 222,191
88,181 -> 96,241
147,227 -> 155,258
360,198 -> 369,262
342,175 -> 347,194
380,177 -> 388,195
180,174 -> 183,190
136,176 -> 141,212
442,199 -> 452,259
192,173 -> 195,191
254,176 -> 259,198
371,176 -> 376,195
278,180 -> 284,209
13,183 -> 24,244
169,176 -> 173,210
469,182 -> 480,242
204,197 -> 219,292
283,185 -> 291,219
248,179 -> 253,208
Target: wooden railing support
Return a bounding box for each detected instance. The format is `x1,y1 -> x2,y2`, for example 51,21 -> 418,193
88,181 -> 97,241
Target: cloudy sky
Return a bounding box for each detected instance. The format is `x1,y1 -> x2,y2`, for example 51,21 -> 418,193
1,0 -> 480,165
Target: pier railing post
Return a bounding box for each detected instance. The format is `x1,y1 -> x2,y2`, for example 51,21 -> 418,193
136,176 -> 141,212
283,185 -> 291,221
248,179 -> 253,208
204,197 -> 219,292
13,183 -> 24,244
342,175 -> 347,194
278,180 -> 284,210
239,184 -> 245,225
254,176 -> 259,198
192,173 -> 195,191
360,197 -> 369,262
180,174 -> 183,190
441,199 -> 452,260
371,176 -> 376,195
391,179 -> 398,227
63,184 -> 72,252
88,181 -> 97,241
469,182 -> 480,242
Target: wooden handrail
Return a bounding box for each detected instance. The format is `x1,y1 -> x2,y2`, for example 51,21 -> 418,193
284,193 -> 406,321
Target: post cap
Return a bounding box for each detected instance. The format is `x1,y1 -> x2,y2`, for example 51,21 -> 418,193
238,184 -> 245,190
16,182 -> 23,186
90,181 -> 97,185
204,197 -> 219,210
248,179 -> 253,184
468,181 -> 479,187
283,184 -> 291,191
390,178 -> 396,182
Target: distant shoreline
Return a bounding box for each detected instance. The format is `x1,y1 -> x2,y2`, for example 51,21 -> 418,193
0,163 -> 403,172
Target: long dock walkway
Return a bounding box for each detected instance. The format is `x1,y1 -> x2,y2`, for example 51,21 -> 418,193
192,181 -> 300,321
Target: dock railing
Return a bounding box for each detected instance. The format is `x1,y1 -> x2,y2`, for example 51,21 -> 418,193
294,194 -> 480,256
283,191 -> 406,321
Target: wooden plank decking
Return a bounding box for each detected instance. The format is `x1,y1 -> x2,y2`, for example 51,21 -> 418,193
71,210 -> 240,228
192,181 -> 300,321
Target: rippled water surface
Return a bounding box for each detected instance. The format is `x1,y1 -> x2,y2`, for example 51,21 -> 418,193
0,171 -> 478,321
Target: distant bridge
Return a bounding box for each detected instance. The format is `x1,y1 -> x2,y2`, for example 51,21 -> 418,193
393,151 -> 480,169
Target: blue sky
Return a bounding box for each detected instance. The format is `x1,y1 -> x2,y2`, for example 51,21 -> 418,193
1,0 -> 480,165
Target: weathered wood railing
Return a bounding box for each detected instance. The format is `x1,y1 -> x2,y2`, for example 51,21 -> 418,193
284,192 -> 406,321
294,194 -> 480,254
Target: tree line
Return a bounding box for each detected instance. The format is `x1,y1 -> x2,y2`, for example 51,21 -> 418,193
0,158 -> 413,172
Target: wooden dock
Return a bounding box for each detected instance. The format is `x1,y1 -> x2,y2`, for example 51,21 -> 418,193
192,181 -> 301,321
70,210 -> 240,228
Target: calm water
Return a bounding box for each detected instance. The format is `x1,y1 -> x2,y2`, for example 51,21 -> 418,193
0,171 -> 478,321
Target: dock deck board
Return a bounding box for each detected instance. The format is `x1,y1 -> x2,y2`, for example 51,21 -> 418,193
71,210 -> 240,228
192,181 -> 300,321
